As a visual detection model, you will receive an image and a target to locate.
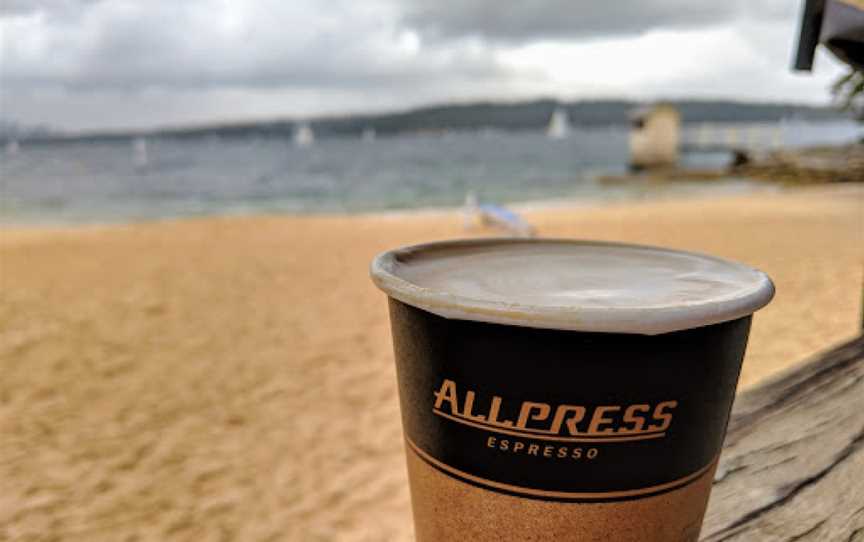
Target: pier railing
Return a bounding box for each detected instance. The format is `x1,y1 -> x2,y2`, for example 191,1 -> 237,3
680,123 -> 785,153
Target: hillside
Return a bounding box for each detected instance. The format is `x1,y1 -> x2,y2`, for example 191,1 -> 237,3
13,99 -> 849,143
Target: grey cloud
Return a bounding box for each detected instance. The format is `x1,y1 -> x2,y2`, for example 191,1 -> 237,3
0,0 -> 799,96
397,0 -> 796,42
0,0 -> 513,93
0,0 -> 836,131
0,0 -> 102,17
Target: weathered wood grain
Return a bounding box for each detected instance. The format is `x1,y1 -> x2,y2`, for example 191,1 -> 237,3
701,335 -> 864,541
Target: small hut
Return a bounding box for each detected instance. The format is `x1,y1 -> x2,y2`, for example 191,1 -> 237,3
628,104 -> 681,171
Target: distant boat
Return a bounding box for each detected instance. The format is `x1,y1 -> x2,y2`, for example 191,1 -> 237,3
361,127 -> 376,142
546,107 -> 571,140
132,137 -> 148,167
5,139 -> 19,156
293,122 -> 315,147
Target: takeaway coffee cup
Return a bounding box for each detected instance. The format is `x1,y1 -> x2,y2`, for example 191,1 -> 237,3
370,239 -> 774,541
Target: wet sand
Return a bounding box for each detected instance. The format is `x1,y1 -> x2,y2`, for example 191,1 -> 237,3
1,185 -> 862,540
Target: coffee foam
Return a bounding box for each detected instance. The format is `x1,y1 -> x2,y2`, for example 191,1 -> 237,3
370,239 -> 774,335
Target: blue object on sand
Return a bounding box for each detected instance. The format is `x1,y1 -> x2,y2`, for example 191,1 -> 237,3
477,203 -> 534,237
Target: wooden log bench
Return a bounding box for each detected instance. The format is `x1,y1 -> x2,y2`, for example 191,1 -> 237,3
701,335 -> 864,541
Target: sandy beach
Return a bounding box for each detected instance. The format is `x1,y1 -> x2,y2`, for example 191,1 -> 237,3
1,185 -> 862,541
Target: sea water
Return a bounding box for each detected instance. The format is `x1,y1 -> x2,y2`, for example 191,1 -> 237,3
1,120 -> 859,225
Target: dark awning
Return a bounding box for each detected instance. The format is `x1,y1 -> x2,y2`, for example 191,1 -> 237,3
795,0 -> 864,71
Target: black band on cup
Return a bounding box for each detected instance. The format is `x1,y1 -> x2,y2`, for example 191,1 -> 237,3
390,300 -> 750,503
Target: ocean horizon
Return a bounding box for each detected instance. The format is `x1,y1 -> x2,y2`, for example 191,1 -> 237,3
1,119 -> 860,226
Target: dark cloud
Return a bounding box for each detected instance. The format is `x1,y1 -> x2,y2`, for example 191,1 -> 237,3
398,0 -> 794,42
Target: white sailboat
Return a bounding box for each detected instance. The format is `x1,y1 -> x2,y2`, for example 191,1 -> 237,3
361,127 -> 376,142
546,107 -> 571,140
293,122 -> 315,147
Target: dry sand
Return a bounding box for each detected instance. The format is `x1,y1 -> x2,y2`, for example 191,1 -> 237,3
1,185 -> 862,541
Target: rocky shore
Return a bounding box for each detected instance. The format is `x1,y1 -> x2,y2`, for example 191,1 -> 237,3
598,143 -> 863,184
735,143 -> 864,184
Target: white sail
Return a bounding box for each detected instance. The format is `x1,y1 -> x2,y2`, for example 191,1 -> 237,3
293,122 -> 315,147
546,107 -> 570,140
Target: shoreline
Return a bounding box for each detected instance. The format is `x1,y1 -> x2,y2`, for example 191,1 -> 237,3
2,183 -> 861,380
0,179 -> 841,233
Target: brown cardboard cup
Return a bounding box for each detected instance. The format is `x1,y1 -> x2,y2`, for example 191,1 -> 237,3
370,239 -> 774,541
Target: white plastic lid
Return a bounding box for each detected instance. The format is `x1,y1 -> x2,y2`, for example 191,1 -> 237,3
370,239 -> 774,335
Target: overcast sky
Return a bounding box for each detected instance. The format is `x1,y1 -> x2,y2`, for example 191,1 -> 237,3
0,0 -> 849,132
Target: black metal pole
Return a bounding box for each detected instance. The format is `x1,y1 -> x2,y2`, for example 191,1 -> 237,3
794,0 -> 827,71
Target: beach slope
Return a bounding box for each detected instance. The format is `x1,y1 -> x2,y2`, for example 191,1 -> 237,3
1,185 -> 861,540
